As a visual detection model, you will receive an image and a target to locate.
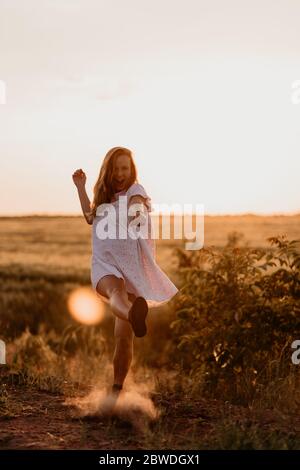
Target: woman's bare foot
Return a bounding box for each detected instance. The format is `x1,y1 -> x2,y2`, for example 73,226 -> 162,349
111,383 -> 123,399
128,297 -> 148,337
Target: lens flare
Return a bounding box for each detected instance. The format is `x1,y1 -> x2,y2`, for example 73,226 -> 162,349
67,287 -> 105,325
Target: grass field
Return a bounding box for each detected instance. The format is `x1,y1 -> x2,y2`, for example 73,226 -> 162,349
0,214 -> 299,449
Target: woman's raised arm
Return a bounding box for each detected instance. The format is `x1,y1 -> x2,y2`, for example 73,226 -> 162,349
72,169 -> 94,225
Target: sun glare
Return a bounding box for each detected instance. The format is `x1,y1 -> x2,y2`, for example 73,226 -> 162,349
67,287 -> 105,325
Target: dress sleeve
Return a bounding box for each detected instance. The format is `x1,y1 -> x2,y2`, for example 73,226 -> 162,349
126,183 -> 152,212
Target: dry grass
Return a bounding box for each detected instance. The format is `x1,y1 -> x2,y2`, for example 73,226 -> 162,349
0,215 -> 299,449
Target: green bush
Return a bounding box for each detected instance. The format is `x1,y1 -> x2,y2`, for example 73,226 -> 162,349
170,232 -> 300,404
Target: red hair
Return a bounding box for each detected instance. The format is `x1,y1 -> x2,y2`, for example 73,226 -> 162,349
89,147 -> 138,218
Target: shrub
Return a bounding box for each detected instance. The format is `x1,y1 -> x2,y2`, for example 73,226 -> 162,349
170,233 -> 300,404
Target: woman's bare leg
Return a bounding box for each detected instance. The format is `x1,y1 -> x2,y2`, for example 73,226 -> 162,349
96,276 -> 139,387
96,275 -> 133,322
113,313 -> 134,387
96,277 -> 137,388
113,292 -> 136,387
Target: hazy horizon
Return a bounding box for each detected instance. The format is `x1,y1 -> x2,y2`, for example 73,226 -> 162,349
1,210 -> 299,218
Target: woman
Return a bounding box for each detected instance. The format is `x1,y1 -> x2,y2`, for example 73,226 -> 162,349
72,146 -> 179,394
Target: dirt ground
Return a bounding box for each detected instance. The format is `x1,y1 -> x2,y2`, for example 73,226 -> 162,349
1,373 -> 299,450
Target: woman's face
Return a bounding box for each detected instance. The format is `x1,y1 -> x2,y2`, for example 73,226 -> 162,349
112,154 -> 132,192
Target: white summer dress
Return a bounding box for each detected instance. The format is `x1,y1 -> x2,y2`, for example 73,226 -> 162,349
90,182 -> 179,308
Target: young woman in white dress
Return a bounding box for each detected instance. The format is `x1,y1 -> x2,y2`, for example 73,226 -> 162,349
72,146 -> 178,394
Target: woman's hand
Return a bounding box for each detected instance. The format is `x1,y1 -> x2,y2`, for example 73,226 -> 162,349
73,169 -> 93,224
72,169 -> 86,189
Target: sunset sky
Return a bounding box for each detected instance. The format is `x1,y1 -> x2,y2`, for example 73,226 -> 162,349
0,0 -> 300,215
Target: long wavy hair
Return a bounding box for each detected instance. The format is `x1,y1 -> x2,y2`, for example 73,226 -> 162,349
88,147 -> 138,218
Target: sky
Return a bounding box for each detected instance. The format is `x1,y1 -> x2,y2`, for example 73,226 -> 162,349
0,0 -> 300,216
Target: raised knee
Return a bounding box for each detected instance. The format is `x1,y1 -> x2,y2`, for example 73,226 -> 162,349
110,285 -> 126,298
